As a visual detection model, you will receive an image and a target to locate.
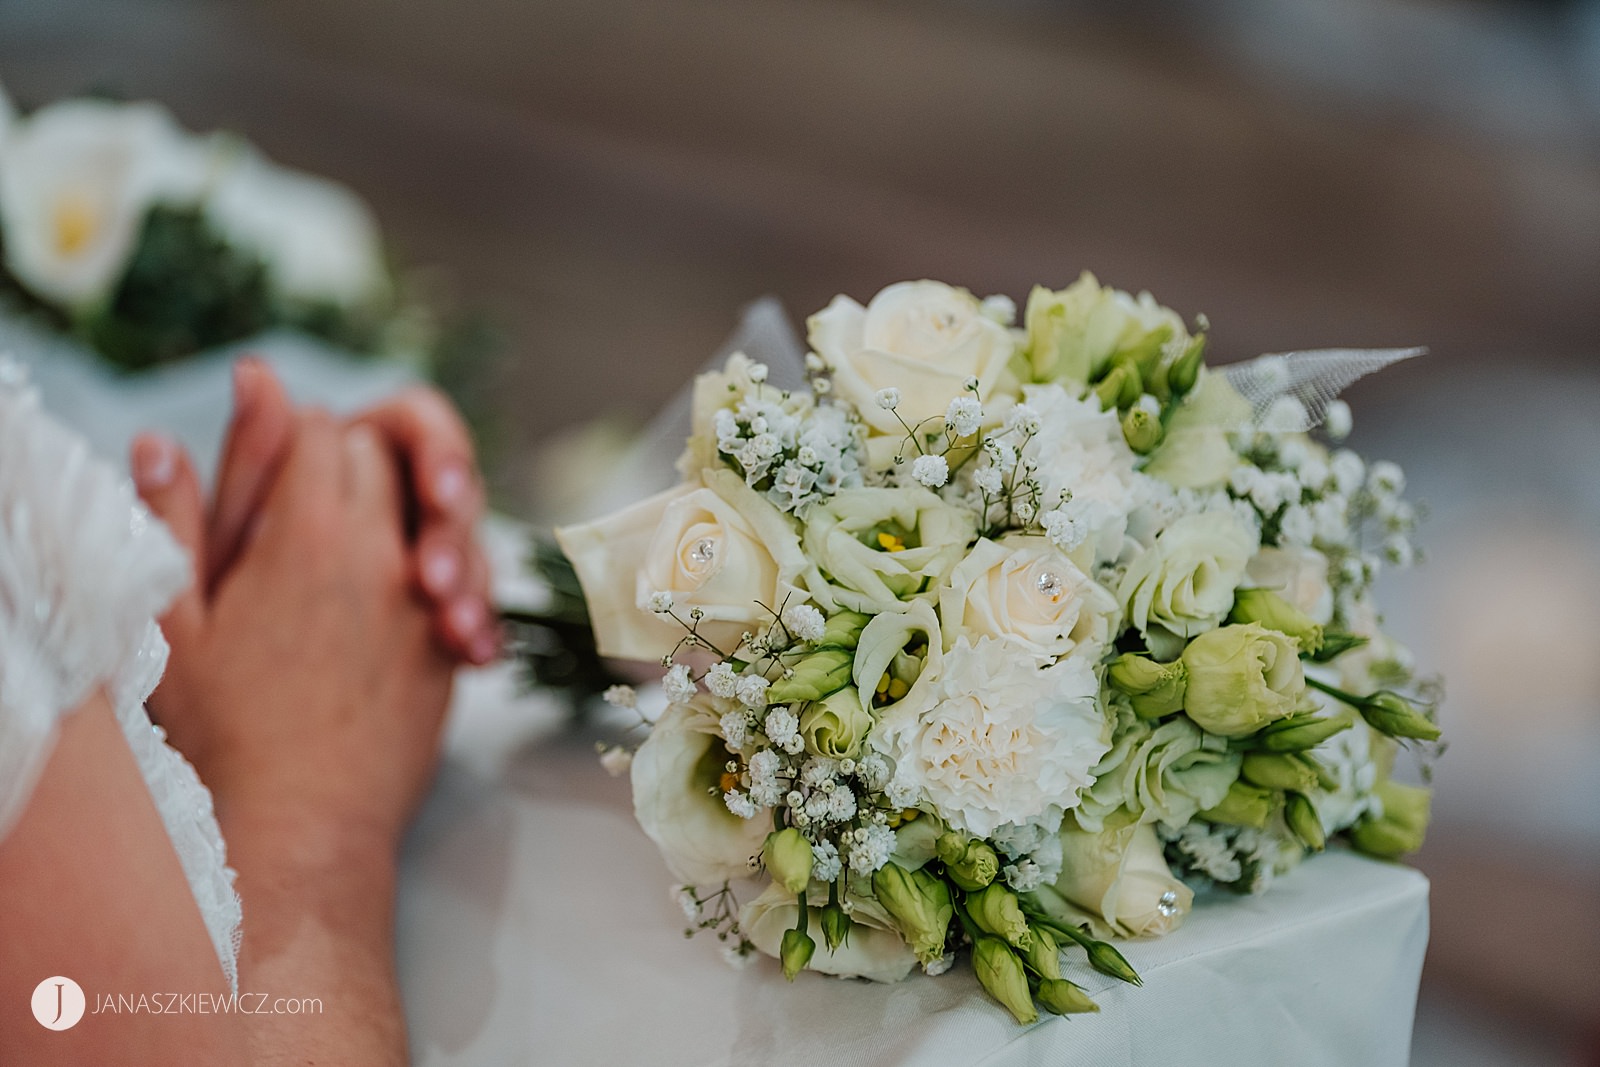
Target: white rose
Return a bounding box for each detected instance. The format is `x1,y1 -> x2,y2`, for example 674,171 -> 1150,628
740,883 -> 917,982
631,699 -> 769,886
939,535 -> 1118,663
1141,370 -> 1251,490
809,280 -> 1016,436
555,469 -> 806,660
800,486 -> 975,614
1052,817 -> 1193,938
0,98 -> 212,307
874,637 -> 1110,839
205,149 -> 387,305
1246,545 -> 1334,625
1019,383 -> 1144,564
1118,510 -> 1258,657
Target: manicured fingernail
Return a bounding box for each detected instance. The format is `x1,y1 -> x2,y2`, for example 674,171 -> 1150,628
448,597 -> 486,640
132,434 -> 177,490
233,358 -> 261,412
433,463 -> 468,509
469,632 -> 500,665
421,545 -> 461,595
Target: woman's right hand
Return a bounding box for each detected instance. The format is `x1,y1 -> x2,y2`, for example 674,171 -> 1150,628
134,411 -> 454,855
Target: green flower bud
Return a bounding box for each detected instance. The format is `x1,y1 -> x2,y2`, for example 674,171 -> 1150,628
1349,779 -> 1431,859
798,685 -> 873,759
820,902 -> 852,953
1107,652 -> 1188,719
763,828 -> 815,895
1358,691 -> 1442,742
936,832 -> 1000,892
1036,978 -> 1099,1016
780,927 -> 815,981
972,937 -> 1038,1025
1181,622 -> 1306,738
1082,937 -> 1143,986
1284,791 -> 1326,852
1200,780 -> 1280,829
1258,712 -> 1352,752
1122,407 -> 1163,454
1166,335 -> 1206,397
1230,587 -> 1325,655
1241,752 -> 1320,794
818,610 -> 872,650
1309,631 -> 1370,663
1021,925 -> 1062,980
766,648 -> 854,703
1094,366 -> 1132,412
968,884 -> 1034,951
872,862 -> 954,964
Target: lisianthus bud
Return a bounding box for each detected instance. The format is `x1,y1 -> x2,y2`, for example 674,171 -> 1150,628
972,937 -> 1037,1025
1349,780 -> 1431,858
799,686 -> 873,759
1036,978 -> 1099,1016
1258,712 -> 1352,752
871,862 -> 954,963
1284,792 -> 1326,852
936,832 -> 999,892
1241,752 -> 1320,794
766,648 -> 853,703
818,610 -> 872,650
1122,407 -> 1163,454
1309,631 -> 1369,662
1166,336 -> 1206,397
967,884 -> 1034,951
1358,691 -> 1442,742
780,927 -> 816,981
1181,622 -> 1306,738
820,902 -> 853,952
1230,587 -> 1324,655
1021,925 -> 1062,980
1200,780 -> 1280,829
1107,653 -> 1188,719
1094,366 -> 1132,412
764,829 -> 815,894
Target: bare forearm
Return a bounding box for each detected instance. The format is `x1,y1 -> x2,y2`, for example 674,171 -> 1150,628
223,812 -> 407,1066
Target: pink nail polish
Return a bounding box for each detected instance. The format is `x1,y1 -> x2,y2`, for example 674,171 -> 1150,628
422,546 -> 460,594
133,436 -> 177,489
434,464 -> 468,509
448,598 -> 485,638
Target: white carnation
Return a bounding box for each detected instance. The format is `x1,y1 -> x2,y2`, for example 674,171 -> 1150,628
872,637 -> 1110,839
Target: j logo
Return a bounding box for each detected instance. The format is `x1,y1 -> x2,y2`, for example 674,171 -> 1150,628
30,976 -> 85,1031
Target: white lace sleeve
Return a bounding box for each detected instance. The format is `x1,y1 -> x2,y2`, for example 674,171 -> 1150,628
0,361 -> 242,989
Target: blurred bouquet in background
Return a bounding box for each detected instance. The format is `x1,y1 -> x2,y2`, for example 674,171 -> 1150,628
548,276 -> 1443,1024
0,82 -> 450,372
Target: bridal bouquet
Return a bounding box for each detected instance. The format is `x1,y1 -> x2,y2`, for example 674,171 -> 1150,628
557,277 -> 1441,1023
0,85 -> 440,370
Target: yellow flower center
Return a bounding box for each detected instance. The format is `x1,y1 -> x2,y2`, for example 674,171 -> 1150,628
876,532 -> 907,553
51,191 -> 100,258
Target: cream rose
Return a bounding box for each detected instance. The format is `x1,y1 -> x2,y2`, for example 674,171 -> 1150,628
799,486 -> 974,614
1052,817 -> 1193,938
205,149 -> 387,305
555,469 -> 806,660
939,535 -> 1118,663
631,698 -> 770,886
809,280 -> 1016,436
1118,510 -> 1258,656
1246,545 -> 1334,625
0,98 -> 211,307
740,883 -> 917,982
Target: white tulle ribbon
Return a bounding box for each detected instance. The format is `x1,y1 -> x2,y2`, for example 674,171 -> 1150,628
1218,347 -> 1424,433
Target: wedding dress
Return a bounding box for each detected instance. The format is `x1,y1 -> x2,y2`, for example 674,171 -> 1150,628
0,358 -> 241,990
